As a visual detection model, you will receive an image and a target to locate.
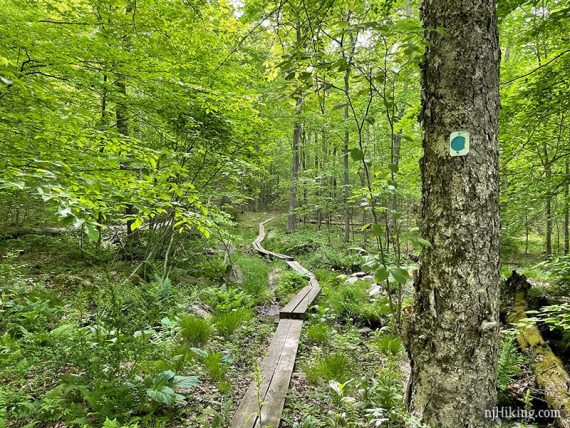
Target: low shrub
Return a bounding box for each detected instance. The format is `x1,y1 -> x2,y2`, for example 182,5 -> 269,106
214,308 -> 252,337
306,323 -> 332,344
178,315 -> 212,346
304,352 -> 352,384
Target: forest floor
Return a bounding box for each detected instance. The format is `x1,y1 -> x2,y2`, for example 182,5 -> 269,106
0,212 -> 565,428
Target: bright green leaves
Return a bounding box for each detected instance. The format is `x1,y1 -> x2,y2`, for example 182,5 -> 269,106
130,218 -> 143,232
372,266 -> 409,285
85,223 -> 100,242
374,267 -> 388,282
350,148 -> 364,161
389,267 -> 409,284
145,370 -> 200,407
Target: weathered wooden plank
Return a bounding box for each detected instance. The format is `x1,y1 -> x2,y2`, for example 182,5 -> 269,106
286,260 -> 311,277
231,320 -> 294,428
255,319 -> 303,428
237,217 -> 322,428
280,285 -> 312,318
291,285 -> 321,315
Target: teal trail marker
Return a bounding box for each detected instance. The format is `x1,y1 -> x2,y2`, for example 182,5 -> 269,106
450,131 -> 470,157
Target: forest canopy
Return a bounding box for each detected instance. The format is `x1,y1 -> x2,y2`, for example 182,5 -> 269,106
0,0 -> 569,427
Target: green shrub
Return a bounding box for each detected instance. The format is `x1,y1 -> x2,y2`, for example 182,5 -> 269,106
214,308 -> 252,337
304,352 -> 352,384
202,285 -> 254,312
374,333 -> 402,356
497,331 -> 527,392
326,281 -> 369,322
371,371 -> 404,412
306,323 -> 332,344
178,315 -> 212,346
275,271 -> 306,301
234,254 -> 273,302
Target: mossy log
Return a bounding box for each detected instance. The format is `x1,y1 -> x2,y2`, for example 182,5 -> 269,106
0,227 -> 69,240
506,271 -> 570,428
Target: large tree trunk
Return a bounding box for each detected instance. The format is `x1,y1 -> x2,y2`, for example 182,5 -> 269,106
544,142 -> 553,256
342,66 -> 351,243
287,26 -> 303,234
115,79 -> 140,254
287,95 -> 302,233
564,161 -> 570,255
405,1 -> 501,426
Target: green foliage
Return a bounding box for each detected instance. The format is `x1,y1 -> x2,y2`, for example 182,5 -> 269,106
192,348 -> 232,392
203,286 -> 254,313
304,352 -> 353,384
275,270 -> 306,300
497,331 -> 527,392
306,323 -> 332,345
145,370 -> 200,407
527,303 -> 570,333
178,315 -> 212,346
325,279 -> 391,326
233,254 -> 273,302
374,333 -> 402,356
214,308 -> 253,338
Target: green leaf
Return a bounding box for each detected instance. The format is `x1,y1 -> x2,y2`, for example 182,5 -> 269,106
375,267 -> 388,282
390,267 -> 409,284
146,386 -> 176,406
388,163 -> 399,173
130,217 -> 143,231
416,238 -> 432,248
173,375 -> 200,389
85,223 -> 100,242
372,224 -> 383,237
350,148 -> 364,161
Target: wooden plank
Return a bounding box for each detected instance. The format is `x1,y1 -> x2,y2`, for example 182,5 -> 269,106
255,319 -> 303,428
286,260 -> 311,277
231,320 -> 294,427
309,276 -> 320,288
291,285 -> 321,315
280,285 -> 312,318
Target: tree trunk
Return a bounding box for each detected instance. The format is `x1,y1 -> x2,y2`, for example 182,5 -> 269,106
342,66 -> 351,243
287,25 -> 303,234
564,161 -> 570,255
115,79 -> 140,253
544,143 -> 553,256
287,95 -> 302,234
406,0 -> 501,426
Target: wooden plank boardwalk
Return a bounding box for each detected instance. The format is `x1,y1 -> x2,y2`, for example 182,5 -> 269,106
231,218 -> 321,428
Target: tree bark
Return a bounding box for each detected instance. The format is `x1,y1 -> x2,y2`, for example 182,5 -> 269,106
544,142 -> 553,256
406,1 -> 501,426
564,161 -> 570,255
115,79 -> 139,252
287,95 -> 302,233
342,65 -> 351,243
287,25 -> 303,234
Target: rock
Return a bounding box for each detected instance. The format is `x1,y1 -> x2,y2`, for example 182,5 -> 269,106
369,285 -> 382,296
353,272 -> 367,278
131,274 -> 143,286
188,303 -> 212,318
51,273 -> 90,288
269,268 -> 281,288
345,276 -> 359,285
361,275 -> 374,282
358,327 -> 372,335
226,263 -> 244,284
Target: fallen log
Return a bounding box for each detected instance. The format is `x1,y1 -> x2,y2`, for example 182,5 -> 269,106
505,271 -> 570,428
0,227 -> 69,240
